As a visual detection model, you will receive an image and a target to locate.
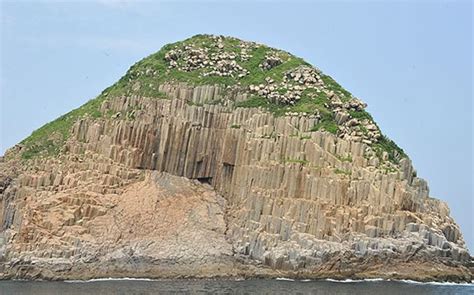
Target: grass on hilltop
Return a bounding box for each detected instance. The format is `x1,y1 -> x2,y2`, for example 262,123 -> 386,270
20,91 -> 108,159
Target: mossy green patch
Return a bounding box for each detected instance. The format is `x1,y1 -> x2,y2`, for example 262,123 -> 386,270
234,96 -> 269,108
373,135 -> 406,164
20,92 -> 108,159
235,89 -> 334,121
334,168 -> 351,176
321,74 -> 352,101
283,158 -> 309,165
348,109 -> 373,121
310,111 -> 338,134
337,155 -> 353,163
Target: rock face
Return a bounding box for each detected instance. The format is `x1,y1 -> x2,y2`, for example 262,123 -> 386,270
0,35 -> 471,282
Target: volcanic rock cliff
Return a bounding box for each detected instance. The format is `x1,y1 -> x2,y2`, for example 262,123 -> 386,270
0,35 -> 471,281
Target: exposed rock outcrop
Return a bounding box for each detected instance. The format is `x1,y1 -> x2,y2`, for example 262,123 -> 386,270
0,35 -> 471,282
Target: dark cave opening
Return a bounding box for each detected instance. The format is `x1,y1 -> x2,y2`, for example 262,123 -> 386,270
197,177 -> 213,185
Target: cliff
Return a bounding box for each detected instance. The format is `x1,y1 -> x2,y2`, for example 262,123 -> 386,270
0,35 -> 471,282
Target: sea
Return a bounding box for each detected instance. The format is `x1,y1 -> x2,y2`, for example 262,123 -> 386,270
0,278 -> 473,295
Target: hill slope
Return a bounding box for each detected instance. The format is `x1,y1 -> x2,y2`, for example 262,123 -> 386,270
0,35 -> 471,281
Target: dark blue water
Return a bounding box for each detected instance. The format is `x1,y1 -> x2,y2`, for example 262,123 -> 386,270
0,278 -> 472,295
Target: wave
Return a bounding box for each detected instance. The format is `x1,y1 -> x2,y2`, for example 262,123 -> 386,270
396,279 -> 474,286
285,278 -> 473,286
65,277 -> 474,286
275,277 -> 295,281
65,277 -> 161,283
233,278 -> 246,281
324,278 -> 385,283
67,277 -> 249,283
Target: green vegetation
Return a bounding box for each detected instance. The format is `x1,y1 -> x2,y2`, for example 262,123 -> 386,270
334,168 -> 351,176
111,34 -> 307,95
235,96 -> 269,108
347,109 -> 406,164
310,111 -> 338,135
235,89 -> 336,126
260,132 -> 277,139
238,46 -> 308,87
101,34 -> 315,103
20,92 -> 107,159
283,158 -> 309,165
186,100 -> 204,107
230,124 -> 241,129
154,91 -> 169,99
383,166 -> 398,174
348,109 -> 373,121
373,135 -> 407,164
206,99 -> 223,105
337,154 -> 353,163
321,74 -> 352,102
287,89 -> 329,114
359,125 -> 369,135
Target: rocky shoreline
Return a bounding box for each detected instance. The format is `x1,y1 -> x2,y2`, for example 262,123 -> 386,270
1,256 -> 472,283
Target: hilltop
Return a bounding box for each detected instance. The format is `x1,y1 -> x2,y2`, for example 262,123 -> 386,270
20,35 -> 403,165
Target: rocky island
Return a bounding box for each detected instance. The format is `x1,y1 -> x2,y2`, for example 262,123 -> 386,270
0,35 -> 472,282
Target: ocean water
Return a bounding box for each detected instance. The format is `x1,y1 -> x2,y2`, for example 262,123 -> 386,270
0,278 -> 473,295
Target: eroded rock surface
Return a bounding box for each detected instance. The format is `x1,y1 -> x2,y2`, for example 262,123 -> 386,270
0,158 -> 234,279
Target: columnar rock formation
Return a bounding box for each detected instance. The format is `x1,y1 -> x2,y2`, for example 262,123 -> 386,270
0,35 -> 471,281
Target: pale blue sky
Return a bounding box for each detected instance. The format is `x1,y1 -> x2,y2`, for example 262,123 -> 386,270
1,0 -> 473,250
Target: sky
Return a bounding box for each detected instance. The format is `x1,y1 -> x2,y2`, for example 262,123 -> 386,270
0,0 -> 472,250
